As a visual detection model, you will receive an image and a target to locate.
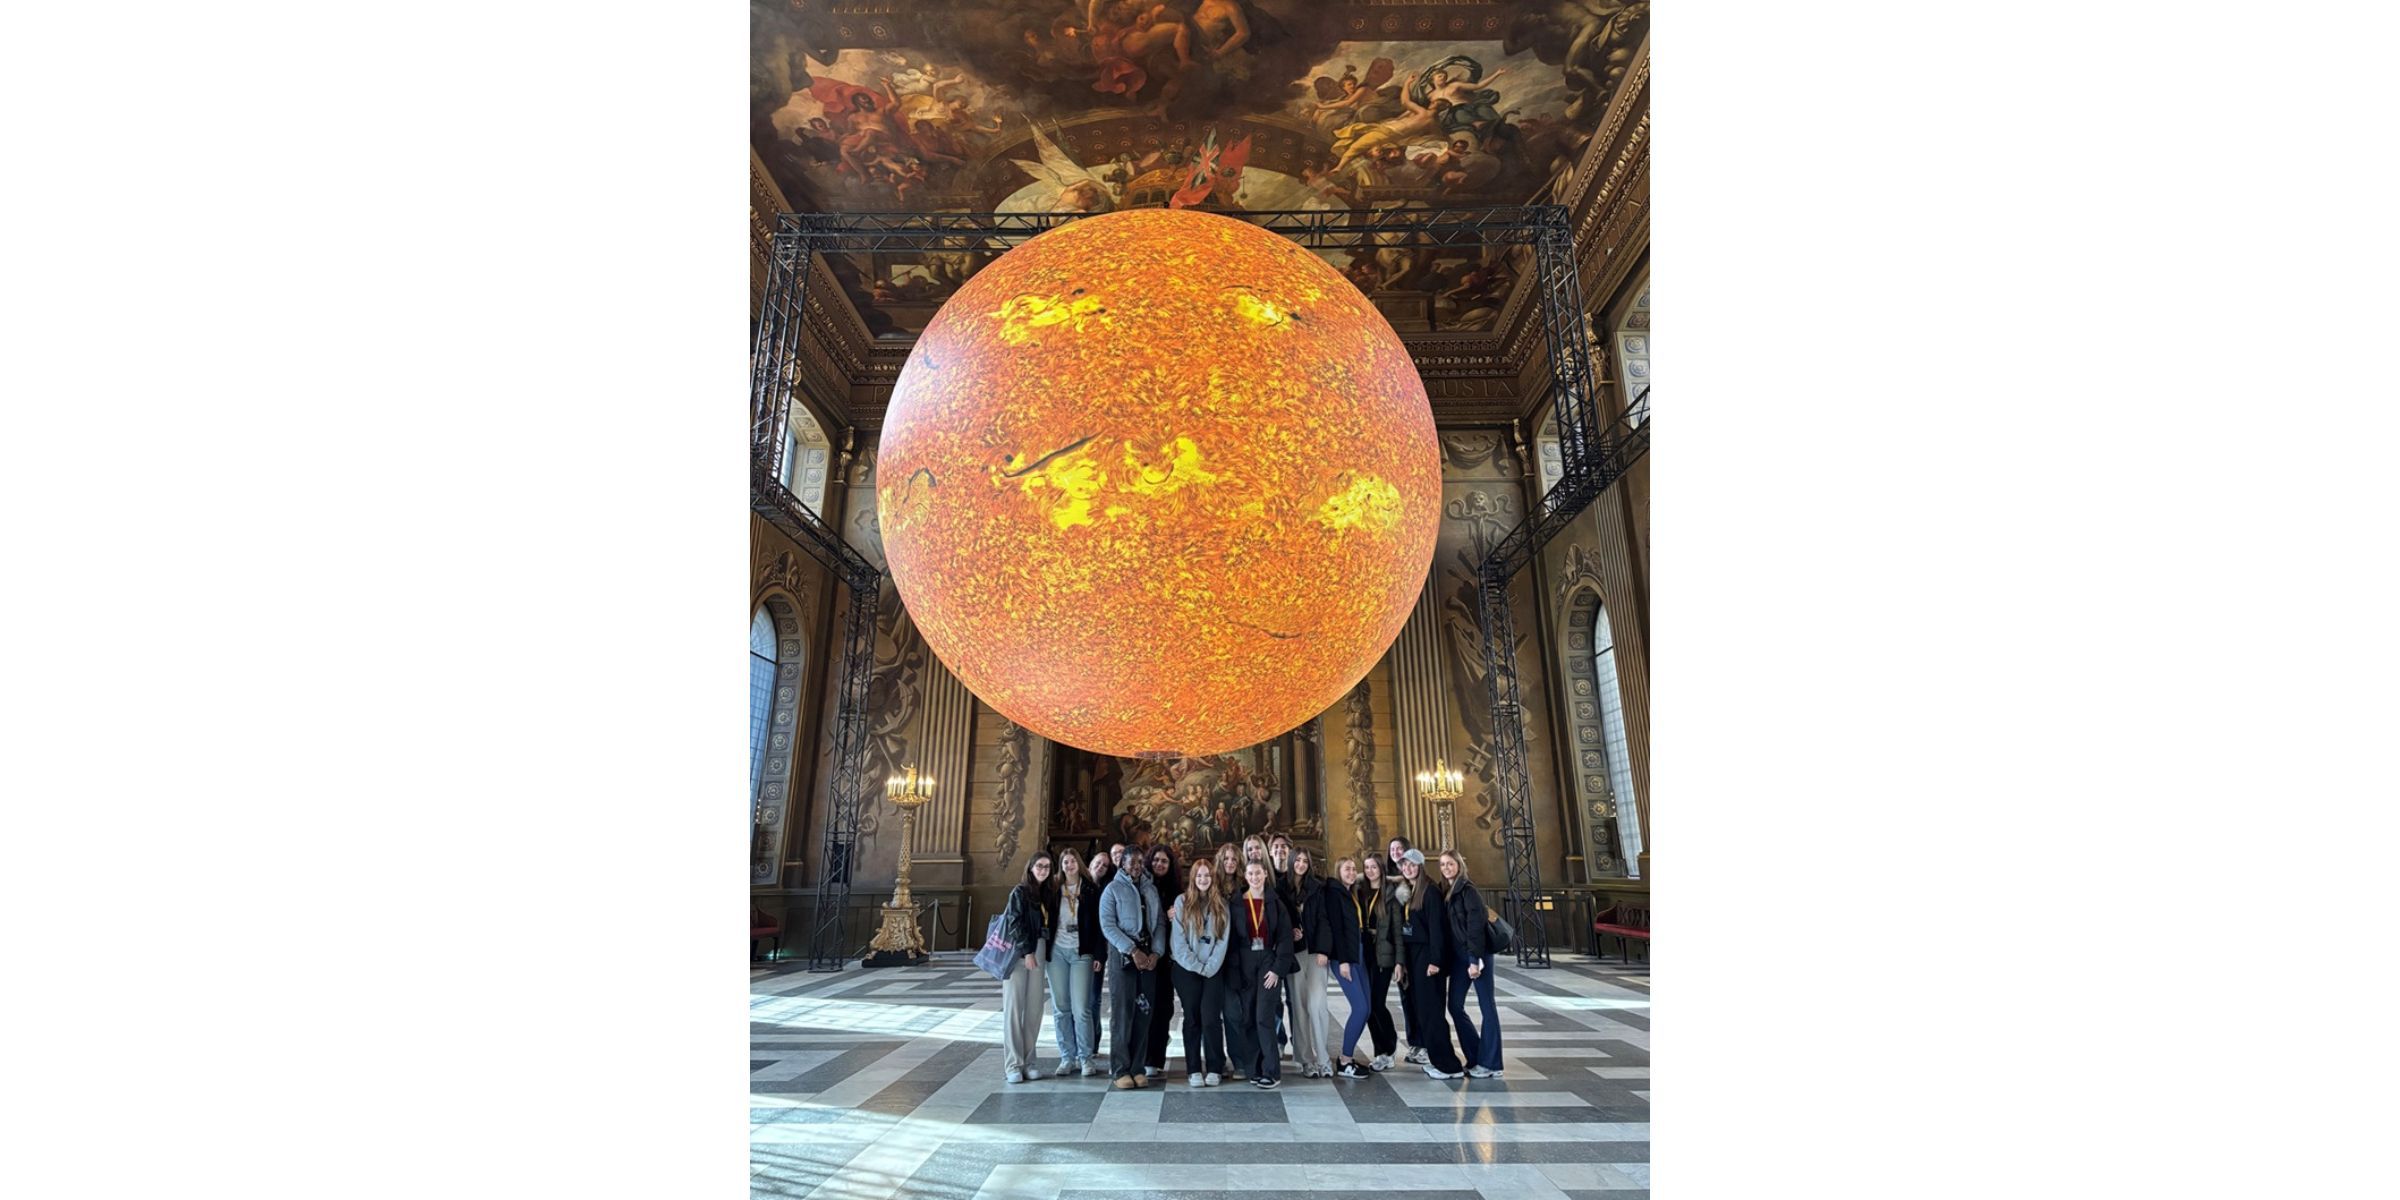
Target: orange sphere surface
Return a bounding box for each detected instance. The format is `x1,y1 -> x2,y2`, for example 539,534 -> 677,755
875,208 -> 1439,758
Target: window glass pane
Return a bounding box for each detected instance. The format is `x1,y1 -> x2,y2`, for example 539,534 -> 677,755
1593,602 -> 1642,868
750,609 -> 777,805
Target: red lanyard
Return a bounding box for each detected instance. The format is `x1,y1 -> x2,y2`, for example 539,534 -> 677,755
1247,895 -> 1265,933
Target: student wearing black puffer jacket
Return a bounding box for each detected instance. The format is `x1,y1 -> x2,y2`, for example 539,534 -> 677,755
1437,850 -> 1504,1078
999,853 -> 1058,1084
1324,855 -> 1375,1078
1287,848 -> 1336,1077
1396,849 -> 1466,1079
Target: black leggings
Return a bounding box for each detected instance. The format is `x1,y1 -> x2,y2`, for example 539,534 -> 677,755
1173,965 -> 1228,1075
1144,959 -> 1176,1069
1364,952 -> 1399,1057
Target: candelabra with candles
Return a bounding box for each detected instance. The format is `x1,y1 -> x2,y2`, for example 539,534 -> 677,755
1415,758 -> 1464,852
863,765 -> 934,967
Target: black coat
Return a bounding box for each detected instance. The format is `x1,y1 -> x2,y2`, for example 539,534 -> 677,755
1058,880 -> 1105,959
1398,881 -> 1454,977
1294,873 -> 1338,957
1446,879 -> 1492,963
1321,878 -> 1367,965
1271,869 -> 1302,931
1003,882 -> 1055,961
1228,889 -> 1300,986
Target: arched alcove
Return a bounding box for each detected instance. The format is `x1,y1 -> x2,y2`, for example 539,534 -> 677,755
1560,585 -> 1644,879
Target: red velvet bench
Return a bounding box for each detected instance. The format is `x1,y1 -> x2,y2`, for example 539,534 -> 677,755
1593,904 -> 1650,965
751,906 -> 782,963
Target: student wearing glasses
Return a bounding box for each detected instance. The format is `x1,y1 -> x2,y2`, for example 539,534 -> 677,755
999,852 -> 1056,1084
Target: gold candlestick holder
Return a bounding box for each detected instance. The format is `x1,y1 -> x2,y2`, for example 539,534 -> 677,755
864,765 -> 933,968
1415,758 -> 1465,852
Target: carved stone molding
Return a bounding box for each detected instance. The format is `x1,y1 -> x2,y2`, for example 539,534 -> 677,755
995,715 -> 1029,868
1343,681 -> 1379,858
755,548 -> 815,613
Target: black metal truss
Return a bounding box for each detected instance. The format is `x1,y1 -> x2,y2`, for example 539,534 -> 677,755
751,205 -> 1648,971
1471,212 -> 1652,969
750,237 -> 883,971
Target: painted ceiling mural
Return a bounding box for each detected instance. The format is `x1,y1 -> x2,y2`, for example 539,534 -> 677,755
753,1 -> 1649,339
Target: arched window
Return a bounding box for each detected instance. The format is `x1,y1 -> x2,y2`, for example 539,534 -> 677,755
750,607 -> 778,802
1591,599 -> 1644,872
751,597 -> 807,884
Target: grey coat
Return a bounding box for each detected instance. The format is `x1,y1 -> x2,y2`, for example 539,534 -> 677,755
1099,869 -> 1164,959
1166,899 -> 1231,978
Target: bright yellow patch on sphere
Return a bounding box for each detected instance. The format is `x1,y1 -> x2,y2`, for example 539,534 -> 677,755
876,208 -> 1440,759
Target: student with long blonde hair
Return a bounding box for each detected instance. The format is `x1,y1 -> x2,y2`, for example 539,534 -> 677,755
1046,847 -> 1105,1077
1168,858 -> 1232,1086
1327,855 -> 1375,1078
1439,850 -> 1504,1078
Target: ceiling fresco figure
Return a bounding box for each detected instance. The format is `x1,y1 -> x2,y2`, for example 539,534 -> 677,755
749,0 -> 1650,336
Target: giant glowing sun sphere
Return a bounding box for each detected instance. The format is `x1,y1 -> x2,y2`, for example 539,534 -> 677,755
875,207 -> 1439,759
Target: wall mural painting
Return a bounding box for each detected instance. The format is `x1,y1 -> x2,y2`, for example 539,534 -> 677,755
752,1 -> 1650,338
1049,736 -> 1308,861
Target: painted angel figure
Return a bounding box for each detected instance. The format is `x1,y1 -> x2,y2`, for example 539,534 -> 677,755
1308,57 -> 1401,134
1409,55 -> 1516,145
1006,121 -> 1116,214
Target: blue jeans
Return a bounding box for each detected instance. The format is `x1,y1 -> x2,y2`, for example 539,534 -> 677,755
1335,954 -> 1373,1060
1446,954 -> 1503,1071
1044,951 -> 1097,1063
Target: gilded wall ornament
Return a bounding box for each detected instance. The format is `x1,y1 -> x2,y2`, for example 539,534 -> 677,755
994,715 -> 1029,868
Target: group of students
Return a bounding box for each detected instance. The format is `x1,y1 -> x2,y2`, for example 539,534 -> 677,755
996,833 -> 1508,1090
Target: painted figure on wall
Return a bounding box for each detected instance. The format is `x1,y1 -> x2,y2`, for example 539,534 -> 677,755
1103,746 -> 1285,857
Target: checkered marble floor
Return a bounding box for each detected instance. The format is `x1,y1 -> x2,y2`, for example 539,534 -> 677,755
752,950 -> 1650,1200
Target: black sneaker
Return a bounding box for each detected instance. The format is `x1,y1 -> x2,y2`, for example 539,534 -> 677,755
1336,1062 -> 1368,1079
1253,1076 -> 1280,1090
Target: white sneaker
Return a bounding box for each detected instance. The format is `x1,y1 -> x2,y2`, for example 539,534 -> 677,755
1188,1072 -> 1205,1088
1370,1055 -> 1392,1071
1423,1064 -> 1463,1080
1056,1059 -> 1075,1077
1025,1067 -> 1044,1080
1144,1066 -> 1161,1079
1404,1047 -> 1428,1064
1081,1061 -> 1103,1078
1465,1065 -> 1493,1078
1204,1072 -> 1222,1087
1006,1069 -> 1025,1084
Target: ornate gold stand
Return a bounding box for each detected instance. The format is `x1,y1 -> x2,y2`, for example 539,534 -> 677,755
863,768 -> 932,968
